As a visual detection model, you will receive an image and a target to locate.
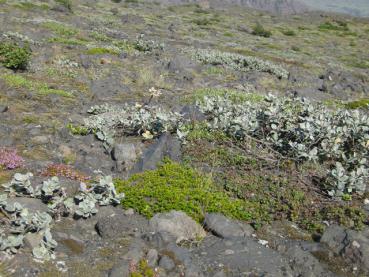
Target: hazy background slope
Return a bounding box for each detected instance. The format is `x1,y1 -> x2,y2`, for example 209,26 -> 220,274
298,0 -> 369,17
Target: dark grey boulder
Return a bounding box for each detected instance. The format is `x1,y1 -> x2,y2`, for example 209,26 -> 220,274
0,105 -> 8,113
321,225 -> 369,272
159,255 -> 175,270
111,143 -> 137,172
131,133 -> 181,173
95,213 -> 149,239
204,213 -> 254,239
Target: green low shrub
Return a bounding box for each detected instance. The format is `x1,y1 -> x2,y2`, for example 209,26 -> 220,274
0,42 -> 31,70
252,23 -> 272,38
55,0 -> 72,12
115,160 -> 252,222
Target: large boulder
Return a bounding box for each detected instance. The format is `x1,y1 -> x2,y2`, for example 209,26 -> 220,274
131,133 -> 181,173
204,213 -> 254,239
149,211 -> 206,243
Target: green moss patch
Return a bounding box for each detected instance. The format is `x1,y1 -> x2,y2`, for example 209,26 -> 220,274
85,47 -> 119,55
2,74 -> 73,98
345,99 -> 369,109
115,160 -> 252,222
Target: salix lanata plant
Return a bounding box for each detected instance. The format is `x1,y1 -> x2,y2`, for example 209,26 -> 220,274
0,172 -> 124,259
197,94 -> 369,196
84,103 -> 185,148
189,48 -> 289,79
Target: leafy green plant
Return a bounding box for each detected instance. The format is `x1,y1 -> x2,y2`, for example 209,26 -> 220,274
252,23 -> 272,37
67,123 -> 89,135
318,21 -> 349,32
115,160 -> 252,222
2,74 -> 73,98
282,29 -> 296,36
85,47 -> 119,55
344,99 -> 369,109
0,42 -> 31,70
55,0 -> 72,12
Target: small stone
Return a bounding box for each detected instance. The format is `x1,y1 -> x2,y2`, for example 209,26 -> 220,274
224,249 -> 234,255
146,249 -> 159,267
159,255 -> 175,271
124,208 -> 135,216
352,240 -> 361,248
0,105 -> 8,113
58,145 -> 73,157
31,135 -> 49,144
24,232 -> 43,249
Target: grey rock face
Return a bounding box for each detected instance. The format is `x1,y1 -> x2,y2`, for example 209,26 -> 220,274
132,133 -> 181,173
96,213 -> 149,239
146,248 -> 159,267
0,105 -> 8,113
159,255 -> 175,270
90,76 -> 131,101
204,213 -> 254,239
111,143 -> 137,172
194,236 -> 295,276
321,225 -> 369,272
149,211 -> 206,243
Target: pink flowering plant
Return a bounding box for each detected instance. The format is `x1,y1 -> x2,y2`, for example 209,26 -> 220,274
0,147 -> 24,170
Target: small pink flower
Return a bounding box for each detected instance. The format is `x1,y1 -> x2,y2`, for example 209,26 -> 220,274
0,148 -> 24,169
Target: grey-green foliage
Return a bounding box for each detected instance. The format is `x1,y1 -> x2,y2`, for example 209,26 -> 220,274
84,103 -> 184,147
90,176 -> 124,206
134,34 -> 164,52
0,173 -> 123,259
74,194 -> 98,218
3,172 -> 34,196
189,48 -> 289,79
0,197 -> 56,259
197,94 -> 369,196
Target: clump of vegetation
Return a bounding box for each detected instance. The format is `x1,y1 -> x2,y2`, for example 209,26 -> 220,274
0,42 -> 31,70
134,35 -> 164,52
0,148 -> 24,170
282,29 -> 296,36
318,21 -> 349,32
55,0 -> 72,12
67,123 -> 89,135
344,99 -> 369,109
85,47 -> 119,55
252,23 -> 272,37
1,172 -> 124,259
129,259 -> 157,277
2,74 -> 73,98
83,103 -> 184,148
41,163 -> 90,182
42,22 -> 78,37
184,122 -> 367,232
189,48 -> 289,78
190,88 -> 262,104
197,94 -> 369,197
115,160 -> 252,222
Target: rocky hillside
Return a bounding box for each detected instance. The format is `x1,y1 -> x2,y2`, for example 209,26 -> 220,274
0,0 -> 369,276
148,0 -> 310,14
